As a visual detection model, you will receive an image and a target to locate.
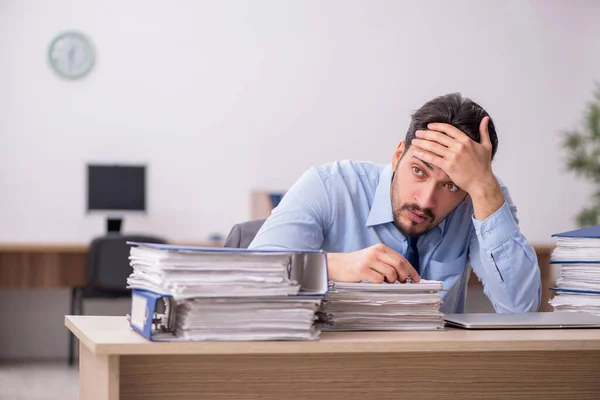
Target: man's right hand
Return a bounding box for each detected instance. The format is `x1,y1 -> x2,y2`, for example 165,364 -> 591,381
326,244 -> 420,283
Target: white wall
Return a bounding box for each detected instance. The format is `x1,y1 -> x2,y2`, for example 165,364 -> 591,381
1,0 -> 599,359
1,0 -> 599,246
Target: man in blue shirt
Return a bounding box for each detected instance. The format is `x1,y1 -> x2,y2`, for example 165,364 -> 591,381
249,93 -> 541,314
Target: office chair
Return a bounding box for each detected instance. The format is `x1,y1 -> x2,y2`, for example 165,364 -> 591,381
224,219 -> 266,248
68,233 -> 167,365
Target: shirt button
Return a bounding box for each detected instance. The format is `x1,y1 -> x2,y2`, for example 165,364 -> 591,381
484,232 -> 491,238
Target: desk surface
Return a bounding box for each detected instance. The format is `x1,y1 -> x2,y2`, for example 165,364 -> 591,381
65,315 -> 600,356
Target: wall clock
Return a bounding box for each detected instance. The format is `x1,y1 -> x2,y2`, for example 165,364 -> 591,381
48,31 -> 95,79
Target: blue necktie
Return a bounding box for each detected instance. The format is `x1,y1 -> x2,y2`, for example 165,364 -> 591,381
406,236 -> 420,275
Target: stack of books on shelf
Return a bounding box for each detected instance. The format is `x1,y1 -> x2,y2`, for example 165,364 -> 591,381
317,280 -> 445,331
126,242 -> 328,341
549,225 -> 600,316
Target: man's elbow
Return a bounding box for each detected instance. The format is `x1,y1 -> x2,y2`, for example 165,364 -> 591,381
493,283 -> 542,313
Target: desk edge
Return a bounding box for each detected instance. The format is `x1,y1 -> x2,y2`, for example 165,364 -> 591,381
90,338 -> 600,356
65,316 -> 98,354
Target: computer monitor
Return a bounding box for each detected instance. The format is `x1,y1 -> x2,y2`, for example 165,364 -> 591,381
87,164 -> 146,233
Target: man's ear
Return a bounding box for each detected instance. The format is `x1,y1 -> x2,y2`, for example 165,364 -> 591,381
392,141 -> 406,171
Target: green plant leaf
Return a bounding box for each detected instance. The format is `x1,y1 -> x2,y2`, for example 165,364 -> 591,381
564,83 -> 600,227
576,207 -> 599,227
593,165 -> 600,183
563,130 -> 584,150
567,150 -> 596,176
587,103 -> 600,139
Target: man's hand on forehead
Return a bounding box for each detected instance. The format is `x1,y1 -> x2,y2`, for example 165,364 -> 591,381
409,116 -> 494,195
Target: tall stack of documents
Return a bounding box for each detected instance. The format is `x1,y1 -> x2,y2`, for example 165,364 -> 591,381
317,280 -> 444,331
549,226 -> 600,316
126,242 -> 328,341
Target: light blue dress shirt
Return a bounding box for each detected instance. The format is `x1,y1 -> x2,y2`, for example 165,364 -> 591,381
249,160 -> 542,314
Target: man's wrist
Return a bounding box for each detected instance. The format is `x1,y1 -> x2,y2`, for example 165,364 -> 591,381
468,175 -> 504,220
326,253 -> 341,281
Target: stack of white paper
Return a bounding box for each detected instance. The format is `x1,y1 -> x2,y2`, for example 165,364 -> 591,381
317,280 -> 444,331
551,237 -> 600,262
127,246 -> 301,299
549,292 -> 600,315
176,297 -> 322,340
126,243 -> 328,341
555,263 -> 600,292
549,263 -> 600,316
549,236 -> 600,316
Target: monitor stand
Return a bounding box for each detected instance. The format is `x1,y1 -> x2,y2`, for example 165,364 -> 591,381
107,218 -> 123,233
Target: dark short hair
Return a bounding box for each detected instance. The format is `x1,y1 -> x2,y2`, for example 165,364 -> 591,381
405,93 -> 498,159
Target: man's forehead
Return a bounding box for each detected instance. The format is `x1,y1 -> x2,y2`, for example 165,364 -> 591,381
409,154 -> 452,182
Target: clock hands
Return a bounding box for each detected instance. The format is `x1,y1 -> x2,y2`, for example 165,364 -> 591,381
68,45 -> 76,72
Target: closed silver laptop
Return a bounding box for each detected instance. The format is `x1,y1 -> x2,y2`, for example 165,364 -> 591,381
444,312 -> 600,329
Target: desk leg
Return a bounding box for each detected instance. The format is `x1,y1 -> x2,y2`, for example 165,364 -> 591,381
79,344 -> 119,400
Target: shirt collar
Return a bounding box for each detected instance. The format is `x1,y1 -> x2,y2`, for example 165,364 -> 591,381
366,164 -> 395,227
365,164 -> 447,235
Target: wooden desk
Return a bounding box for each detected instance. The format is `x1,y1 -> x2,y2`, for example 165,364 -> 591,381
66,315 -> 600,400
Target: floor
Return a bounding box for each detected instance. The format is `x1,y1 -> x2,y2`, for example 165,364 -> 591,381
0,361 -> 78,400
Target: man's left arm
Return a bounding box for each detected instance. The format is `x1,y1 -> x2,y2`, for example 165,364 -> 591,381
468,179 -> 541,313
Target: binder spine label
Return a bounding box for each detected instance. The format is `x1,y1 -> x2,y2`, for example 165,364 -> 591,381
131,294 -> 148,331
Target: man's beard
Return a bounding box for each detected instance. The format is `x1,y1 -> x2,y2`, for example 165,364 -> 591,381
390,166 -> 438,237
392,202 -> 436,237
390,171 -> 436,237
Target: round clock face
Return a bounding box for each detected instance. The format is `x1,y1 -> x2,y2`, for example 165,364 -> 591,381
48,31 -> 95,79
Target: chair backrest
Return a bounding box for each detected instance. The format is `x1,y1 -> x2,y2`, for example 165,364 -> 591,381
86,233 -> 167,291
224,219 -> 266,248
